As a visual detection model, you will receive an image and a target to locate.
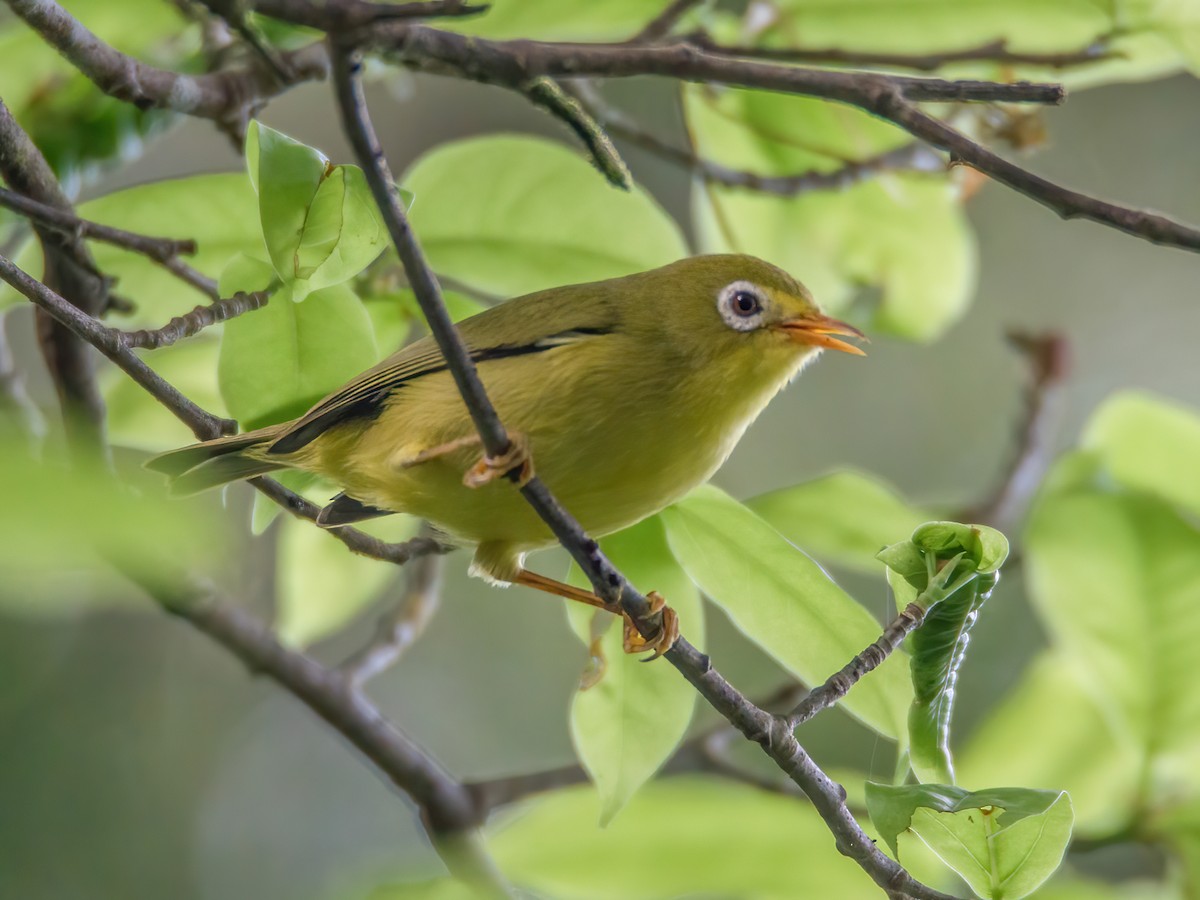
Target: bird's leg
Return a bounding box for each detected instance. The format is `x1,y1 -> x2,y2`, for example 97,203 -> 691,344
397,432 -> 534,488
513,570 -> 679,659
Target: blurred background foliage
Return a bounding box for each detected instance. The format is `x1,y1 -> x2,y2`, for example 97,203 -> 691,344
4,1 -> 1200,898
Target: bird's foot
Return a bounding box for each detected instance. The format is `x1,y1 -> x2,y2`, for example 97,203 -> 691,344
463,432 -> 534,488
622,591 -> 679,660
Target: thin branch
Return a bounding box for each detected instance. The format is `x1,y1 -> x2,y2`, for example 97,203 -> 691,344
566,80 -> 945,195
686,32 -> 1116,73
521,77 -> 632,189
631,0 -> 705,43
788,603 -> 927,729
121,291 -> 270,349
251,0 -> 491,30
0,185 -> 220,301
0,252 -> 445,566
962,331 -> 1069,530
8,0 -> 329,129
340,527 -> 445,686
331,45 -> 957,900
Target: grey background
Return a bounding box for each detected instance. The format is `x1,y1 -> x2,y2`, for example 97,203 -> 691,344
1,66 -> 1198,899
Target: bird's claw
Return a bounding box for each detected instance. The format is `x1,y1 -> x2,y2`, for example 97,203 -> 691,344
622,591 -> 680,661
463,432 -> 534,488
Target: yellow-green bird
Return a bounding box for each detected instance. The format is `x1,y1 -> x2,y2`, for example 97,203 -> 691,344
148,254 -> 864,654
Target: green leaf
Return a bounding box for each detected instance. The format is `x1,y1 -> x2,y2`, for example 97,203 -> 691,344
747,469 -> 929,572
1082,390 -> 1200,518
565,516 -> 702,825
217,282 -> 377,429
276,514 -> 415,647
686,87 -> 976,341
487,778 -> 878,897
2,173 -> 261,319
246,122 -> 389,299
402,135 -> 687,297
448,0 -> 679,40
1024,486 -> 1200,797
958,653 -> 1142,838
875,521 -> 1008,784
866,783 -> 1073,900
661,485 -> 911,739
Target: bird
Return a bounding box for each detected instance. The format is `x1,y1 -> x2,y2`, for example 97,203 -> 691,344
147,254 -> 865,656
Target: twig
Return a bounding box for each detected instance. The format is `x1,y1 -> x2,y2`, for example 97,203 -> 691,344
121,291 -> 270,349
340,527 -> 445,685
566,80 -> 945,195
631,0 -> 705,43
521,78 -> 632,189
331,45 -> 957,900
0,185 -> 220,301
962,331 -> 1069,530
7,0 -> 329,130
788,604 -> 927,728
686,33 -> 1116,73
0,252 -> 445,567
0,99 -> 110,455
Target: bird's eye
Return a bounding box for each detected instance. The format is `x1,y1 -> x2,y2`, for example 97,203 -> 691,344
717,281 -> 767,332
732,291 -> 761,317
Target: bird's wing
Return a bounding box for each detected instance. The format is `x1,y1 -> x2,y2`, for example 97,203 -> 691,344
267,284 -> 621,455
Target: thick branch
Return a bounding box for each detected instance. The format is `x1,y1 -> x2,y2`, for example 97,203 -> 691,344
0,185 -> 219,300
378,28 -> 1064,105
8,0 -> 329,128
0,98 -> 109,453
116,566 -> 488,840
122,291 -> 269,349
331,45 -> 955,900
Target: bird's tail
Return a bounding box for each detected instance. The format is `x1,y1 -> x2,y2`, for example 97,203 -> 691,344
145,424 -> 288,496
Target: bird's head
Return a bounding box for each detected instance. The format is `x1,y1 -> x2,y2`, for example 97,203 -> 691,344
635,254 -> 865,372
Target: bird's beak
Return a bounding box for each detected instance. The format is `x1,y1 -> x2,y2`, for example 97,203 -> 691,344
776,312 -> 868,356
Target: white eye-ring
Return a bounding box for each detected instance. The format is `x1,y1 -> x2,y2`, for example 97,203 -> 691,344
717,281 -> 767,332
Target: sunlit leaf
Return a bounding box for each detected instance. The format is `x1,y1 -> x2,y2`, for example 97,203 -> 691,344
661,485 -> 911,738
958,653 -> 1142,838
1082,390 -> 1200,518
867,782 -> 1073,900
1024,487 -> 1200,797
488,778 -> 877,897
747,469 -> 929,572
565,516 -> 702,825
686,87 -> 976,341
217,282 -> 377,429
276,514 -> 415,647
402,135 -> 687,298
